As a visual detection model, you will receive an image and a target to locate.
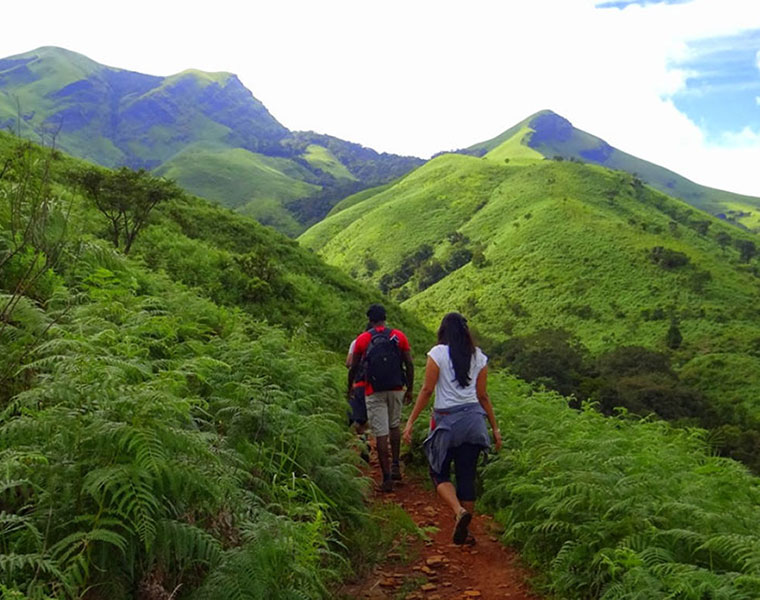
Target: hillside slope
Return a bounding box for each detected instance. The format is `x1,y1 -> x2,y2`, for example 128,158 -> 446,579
0,46 -> 423,234
300,152 -> 760,437
0,129 -> 433,597
459,110 -> 760,230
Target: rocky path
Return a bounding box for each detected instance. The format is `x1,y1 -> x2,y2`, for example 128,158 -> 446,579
341,464 -> 541,600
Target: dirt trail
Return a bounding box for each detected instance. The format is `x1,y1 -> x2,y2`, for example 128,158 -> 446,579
341,461 -> 541,600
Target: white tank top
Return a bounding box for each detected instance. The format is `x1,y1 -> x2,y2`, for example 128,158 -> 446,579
427,344 -> 487,409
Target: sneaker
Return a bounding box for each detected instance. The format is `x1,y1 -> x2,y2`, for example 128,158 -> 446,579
453,510 -> 472,545
391,462 -> 402,481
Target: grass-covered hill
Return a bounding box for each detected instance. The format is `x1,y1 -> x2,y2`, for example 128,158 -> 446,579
0,46 -> 423,235
4,130 -> 760,600
457,110 -> 760,231
0,129 -> 430,352
300,150 -> 760,465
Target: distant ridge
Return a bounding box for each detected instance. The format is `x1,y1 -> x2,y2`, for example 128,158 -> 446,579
0,46 -> 423,235
454,110 -> 760,230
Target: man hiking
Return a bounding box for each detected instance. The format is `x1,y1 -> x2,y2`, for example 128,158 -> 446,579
348,304 -> 414,492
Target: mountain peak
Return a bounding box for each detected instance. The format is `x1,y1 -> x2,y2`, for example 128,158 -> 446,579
525,108 -> 563,121
1,45 -> 102,76
13,45 -> 90,60
526,111 -> 574,145
462,109 -> 568,157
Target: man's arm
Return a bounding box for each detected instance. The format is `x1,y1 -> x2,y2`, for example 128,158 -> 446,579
402,349 -> 414,403
402,356 -> 437,444
348,351 -> 362,398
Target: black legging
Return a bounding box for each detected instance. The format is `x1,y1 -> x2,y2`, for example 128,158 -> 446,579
429,442 -> 482,501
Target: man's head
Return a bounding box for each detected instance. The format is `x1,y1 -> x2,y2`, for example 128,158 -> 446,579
366,303 -> 387,325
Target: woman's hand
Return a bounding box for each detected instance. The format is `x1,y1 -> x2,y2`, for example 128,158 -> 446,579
402,420 -> 414,445
493,428 -> 502,452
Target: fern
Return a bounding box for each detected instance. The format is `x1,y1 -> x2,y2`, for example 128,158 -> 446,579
83,466 -> 160,549
155,519 -> 223,568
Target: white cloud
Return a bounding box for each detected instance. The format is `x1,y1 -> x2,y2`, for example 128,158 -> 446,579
0,0 -> 759,195
720,126 -> 760,146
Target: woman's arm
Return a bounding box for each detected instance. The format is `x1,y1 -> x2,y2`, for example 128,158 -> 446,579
476,366 -> 502,451
402,356 -> 439,444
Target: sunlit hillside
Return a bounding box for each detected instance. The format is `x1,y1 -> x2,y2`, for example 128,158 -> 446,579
301,149 -> 760,469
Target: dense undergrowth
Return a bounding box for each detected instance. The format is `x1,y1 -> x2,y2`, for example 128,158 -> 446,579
480,375 -> 760,599
0,134 -> 428,598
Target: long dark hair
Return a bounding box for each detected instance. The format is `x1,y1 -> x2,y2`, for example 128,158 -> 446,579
437,312 -> 475,387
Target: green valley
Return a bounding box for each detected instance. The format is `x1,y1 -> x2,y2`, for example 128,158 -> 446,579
4,48 -> 760,600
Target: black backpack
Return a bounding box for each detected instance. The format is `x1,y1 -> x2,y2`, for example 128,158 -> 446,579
363,328 -> 405,392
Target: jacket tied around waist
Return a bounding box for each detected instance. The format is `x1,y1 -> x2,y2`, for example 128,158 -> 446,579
422,402 -> 492,474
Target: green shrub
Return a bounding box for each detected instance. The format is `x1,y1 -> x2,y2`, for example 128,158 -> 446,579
650,246 -> 690,269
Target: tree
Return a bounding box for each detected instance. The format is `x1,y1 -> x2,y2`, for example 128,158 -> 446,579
446,246 -> 473,272
666,319 -> 683,350
0,139 -> 78,401
596,346 -> 673,379
447,231 -> 469,245
74,167 -> 181,254
416,259 -> 446,291
735,239 -> 757,264
492,329 -> 588,396
363,255 -> 379,275
471,250 -> 487,268
715,231 -> 732,252
690,219 -> 711,236
650,246 -> 690,269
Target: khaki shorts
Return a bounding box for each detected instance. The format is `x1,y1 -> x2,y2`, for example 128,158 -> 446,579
366,390 -> 405,437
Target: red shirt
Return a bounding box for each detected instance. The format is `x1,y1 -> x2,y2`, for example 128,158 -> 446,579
353,326 -> 410,396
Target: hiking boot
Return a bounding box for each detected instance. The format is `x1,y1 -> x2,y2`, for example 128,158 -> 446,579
379,476 -> 393,493
391,462 -> 402,481
360,434 -> 371,463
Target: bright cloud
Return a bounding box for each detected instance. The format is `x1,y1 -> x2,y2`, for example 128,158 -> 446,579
0,0 -> 759,195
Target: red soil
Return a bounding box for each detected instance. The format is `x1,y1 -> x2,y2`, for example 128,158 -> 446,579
341,465 -> 541,600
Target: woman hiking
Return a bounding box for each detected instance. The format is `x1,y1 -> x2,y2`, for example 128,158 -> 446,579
402,312 -> 501,545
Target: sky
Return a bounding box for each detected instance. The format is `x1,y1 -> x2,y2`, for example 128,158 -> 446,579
1,0 -> 759,196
